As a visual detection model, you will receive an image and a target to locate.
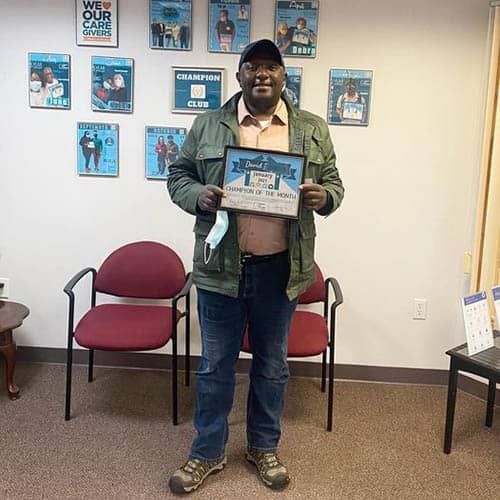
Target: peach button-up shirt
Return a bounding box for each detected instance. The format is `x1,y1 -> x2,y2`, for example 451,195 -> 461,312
237,97 -> 289,255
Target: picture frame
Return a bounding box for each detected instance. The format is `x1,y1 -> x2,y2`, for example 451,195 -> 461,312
219,145 -> 305,219
75,0 -> 119,47
327,68 -> 373,126
284,66 -> 302,109
28,52 -> 71,110
149,0 -> 192,51
208,0 -> 251,54
171,66 -> 224,114
274,1 -> 319,58
77,122 -> 119,177
145,126 -> 186,180
91,56 -> 134,113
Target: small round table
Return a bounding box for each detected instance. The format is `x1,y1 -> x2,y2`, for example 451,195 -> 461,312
0,301 -> 30,400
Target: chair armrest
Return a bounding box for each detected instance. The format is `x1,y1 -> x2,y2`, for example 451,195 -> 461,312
172,273 -> 193,307
325,277 -> 343,310
63,267 -> 97,297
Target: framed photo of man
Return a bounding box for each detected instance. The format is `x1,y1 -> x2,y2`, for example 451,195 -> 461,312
171,66 -> 224,113
208,0 -> 251,54
145,126 -> 186,180
284,66 -> 302,109
28,53 -> 71,109
327,68 -> 373,126
274,1 -> 319,58
219,146 -> 305,219
75,0 -> 118,47
77,122 -> 119,177
149,0 -> 192,50
91,56 -> 134,113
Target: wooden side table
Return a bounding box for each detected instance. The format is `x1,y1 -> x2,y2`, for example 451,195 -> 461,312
0,301 -> 30,400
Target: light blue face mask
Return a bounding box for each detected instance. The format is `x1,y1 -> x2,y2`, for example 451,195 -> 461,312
30,80 -> 42,92
204,210 -> 229,264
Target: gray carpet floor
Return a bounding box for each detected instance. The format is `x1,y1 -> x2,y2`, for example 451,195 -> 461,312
0,363 -> 499,499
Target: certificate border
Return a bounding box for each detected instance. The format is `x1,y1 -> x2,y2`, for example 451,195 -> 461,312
219,145 -> 305,220
148,0 -> 193,52
207,0 -> 252,55
327,67 -> 374,127
171,66 -> 225,114
76,121 -> 120,178
75,0 -> 119,48
27,52 -> 72,111
144,125 -> 187,181
90,55 -> 135,114
274,0 -> 320,59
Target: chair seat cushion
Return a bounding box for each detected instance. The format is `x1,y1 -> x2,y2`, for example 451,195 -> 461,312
241,311 -> 328,357
74,304 -> 179,351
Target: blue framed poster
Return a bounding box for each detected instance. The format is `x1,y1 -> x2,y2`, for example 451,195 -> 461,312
149,0 -> 192,50
219,146 -> 305,219
284,66 -> 302,108
75,0 -> 119,47
208,0 -> 251,54
91,56 -> 134,113
172,66 -> 224,113
28,53 -> 71,109
327,68 -> 373,126
145,126 -> 186,180
274,1 -> 319,58
77,122 -> 119,176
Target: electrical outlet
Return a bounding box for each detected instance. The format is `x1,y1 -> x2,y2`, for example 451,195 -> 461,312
0,278 -> 10,299
413,298 -> 427,320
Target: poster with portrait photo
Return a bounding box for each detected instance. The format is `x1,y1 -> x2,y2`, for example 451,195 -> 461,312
91,56 -> 134,113
327,68 -> 373,126
149,0 -> 192,50
77,122 -> 119,176
274,1 -> 319,58
208,0 -> 251,54
75,0 -> 118,47
145,126 -> 186,180
172,66 -> 224,113
284,66 -> 302,109
28,53 -> 71,109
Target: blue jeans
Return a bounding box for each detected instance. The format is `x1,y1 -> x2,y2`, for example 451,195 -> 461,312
190,252 -> 297,461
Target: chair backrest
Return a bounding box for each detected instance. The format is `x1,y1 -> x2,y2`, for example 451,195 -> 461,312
95,241 -> 186,299
298,263 -> 326,304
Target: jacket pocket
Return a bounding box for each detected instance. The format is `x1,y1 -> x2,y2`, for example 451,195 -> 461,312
298,221 -> 316,273
193,219 -> 224,272
196,146 -> 225,186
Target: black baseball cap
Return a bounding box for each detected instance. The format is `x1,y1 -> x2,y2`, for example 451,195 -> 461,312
238,39 -> 284,70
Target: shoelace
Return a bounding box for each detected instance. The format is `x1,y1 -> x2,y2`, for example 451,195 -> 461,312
182,459 -> 209,482
259,453 -> 280,469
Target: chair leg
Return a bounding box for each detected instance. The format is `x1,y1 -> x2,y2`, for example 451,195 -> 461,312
172,333 -> 178,426
321,350 -> 327,393
65,340 -> 73,421
88,349 -> 94,383
486,379 -> 496,427
443,359 -> 458,454
327,345 -> 335,432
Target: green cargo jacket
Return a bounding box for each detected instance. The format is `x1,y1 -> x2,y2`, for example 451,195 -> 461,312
167,92 -> 344,300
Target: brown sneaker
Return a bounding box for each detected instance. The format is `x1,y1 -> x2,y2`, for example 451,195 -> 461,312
245,448 -> 290,490
169,456 -> 227,494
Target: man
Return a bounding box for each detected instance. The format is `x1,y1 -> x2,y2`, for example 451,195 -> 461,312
165,135 -> 179,166
179,19 -> 190,49
336,78 -> 367,123
167,39 -> 343,494
151,18 -> 161,47
92,129 -> 103,172
215,9 -> 236,52
280,17 -> 316,56
79,131 -> 94,174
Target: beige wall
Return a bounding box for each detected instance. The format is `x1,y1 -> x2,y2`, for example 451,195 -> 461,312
0,0 -> 492,369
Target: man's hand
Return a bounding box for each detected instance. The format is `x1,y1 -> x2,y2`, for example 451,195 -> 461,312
299,183 -> 328,211
197,184 -> 225,213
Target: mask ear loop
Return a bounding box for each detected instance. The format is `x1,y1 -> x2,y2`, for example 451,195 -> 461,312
204,242 -> 213,265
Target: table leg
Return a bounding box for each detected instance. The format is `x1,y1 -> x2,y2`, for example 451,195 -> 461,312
0,331 -> 20,400
443,358 -> 458,454
486,379 -> 496,427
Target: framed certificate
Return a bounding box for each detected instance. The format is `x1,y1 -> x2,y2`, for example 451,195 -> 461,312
219,146 -> 305,219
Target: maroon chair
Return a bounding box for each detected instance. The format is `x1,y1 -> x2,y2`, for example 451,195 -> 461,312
63,241 -> 192,425
241,263 -> 343,431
